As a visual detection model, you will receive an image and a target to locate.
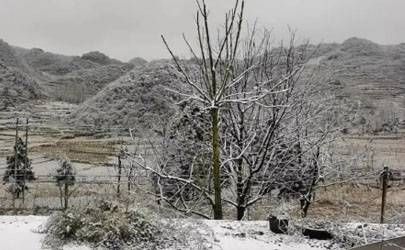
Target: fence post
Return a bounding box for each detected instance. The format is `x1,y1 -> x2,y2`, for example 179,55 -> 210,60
380,166 -> 389,224
127,167 -> 132,192
117,155 -> 121,197
64,181 -> 68,210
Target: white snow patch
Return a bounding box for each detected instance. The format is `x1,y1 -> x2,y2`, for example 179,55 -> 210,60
0,216 -> 45,250
202,220 -> 336,250
0,216 -> 89,250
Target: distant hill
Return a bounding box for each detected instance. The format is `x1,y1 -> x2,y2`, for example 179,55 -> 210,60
69,38 -> 405,133
1,39 -> 136,104
0,39 -> 26,70
1,37 -> 405,132
81,51 -> 125,65
49,63 -> 134,103
0,62 -> 44,110
128,57 -> 148,68
0,40 -> 46,110
13,47 -> 74,75
313,38 -> 405,131
69,61 -> 183,131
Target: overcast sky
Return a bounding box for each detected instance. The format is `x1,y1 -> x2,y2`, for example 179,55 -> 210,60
0,0 -> 404,61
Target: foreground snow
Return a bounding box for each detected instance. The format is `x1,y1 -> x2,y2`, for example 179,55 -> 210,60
0,216 -> 88,250
0,216 -> 337,250
201,220 -> 337,250
0,216 -> 45,250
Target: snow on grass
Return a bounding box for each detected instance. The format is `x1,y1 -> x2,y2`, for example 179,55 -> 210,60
202,220 -> 337,250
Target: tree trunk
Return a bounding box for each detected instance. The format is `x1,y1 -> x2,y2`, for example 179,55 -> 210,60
58,186 -> 63,208
127,168 -> 132,192
237,206 -> 246,220
211,107 -> 223,220
236,158 -> 244,220
300,195 -> 311,218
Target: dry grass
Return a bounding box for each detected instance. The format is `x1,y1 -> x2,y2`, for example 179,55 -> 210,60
31,138 -> 121,164
338,132 -> 405,170
0,182 -> 157,214
244,183 -> 405,223
308,184 -> 405,223
1,175 -> 405,224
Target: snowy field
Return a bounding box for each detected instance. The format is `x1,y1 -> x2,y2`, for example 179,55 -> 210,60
0,216 -> 339,250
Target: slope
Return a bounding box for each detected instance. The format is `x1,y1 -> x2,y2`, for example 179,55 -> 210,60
69,61 -> 182,131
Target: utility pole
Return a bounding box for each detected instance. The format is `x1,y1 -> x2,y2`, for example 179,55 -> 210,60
22,118 -> 28,205
380,166 -> 389,224
13,118 -> 19,211
13,118 -> 19,181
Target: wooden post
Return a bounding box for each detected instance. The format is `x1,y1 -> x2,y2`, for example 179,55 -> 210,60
380,166 -> 389,224
117,155 -> 121,197
127,167 -> 132,192
64,181 -> 68,210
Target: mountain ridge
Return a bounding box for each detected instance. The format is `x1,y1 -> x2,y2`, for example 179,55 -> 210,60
0,37 -> 404,133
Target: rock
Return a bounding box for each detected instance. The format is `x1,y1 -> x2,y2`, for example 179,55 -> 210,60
302,227 -> 333,240
269,215 -> 289,234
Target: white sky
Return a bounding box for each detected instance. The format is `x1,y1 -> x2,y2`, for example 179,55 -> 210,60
0,0 -> 404,61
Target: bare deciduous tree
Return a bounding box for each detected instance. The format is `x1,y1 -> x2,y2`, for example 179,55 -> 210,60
128,0 -> 341,220
217,28 -> 341,219
160,0 -> 247,219
54,159 -> 76,210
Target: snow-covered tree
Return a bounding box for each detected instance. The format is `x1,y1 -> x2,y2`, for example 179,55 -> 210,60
3,137 -> 35,198
132,0 -> 340,220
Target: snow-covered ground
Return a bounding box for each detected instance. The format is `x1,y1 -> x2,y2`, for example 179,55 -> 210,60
0,216 -> 339,250
0,216 -> 45,250
201,220 -> 337,250
0,216 -> 88,250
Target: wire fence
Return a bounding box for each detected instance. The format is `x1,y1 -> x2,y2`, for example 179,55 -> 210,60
0,169 -> 153,213
1,155 -> 405,224
1,118 -> 405,221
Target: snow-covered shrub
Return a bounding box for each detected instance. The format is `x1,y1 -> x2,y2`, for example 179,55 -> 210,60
41,201 -> 166,249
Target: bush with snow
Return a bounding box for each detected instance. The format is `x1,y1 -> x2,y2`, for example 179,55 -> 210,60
42,201 -> 165,249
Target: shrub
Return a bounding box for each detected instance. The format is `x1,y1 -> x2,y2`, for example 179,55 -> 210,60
41,201 -> 166,250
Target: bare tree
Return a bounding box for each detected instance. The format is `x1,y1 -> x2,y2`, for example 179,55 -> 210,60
217,27 -> 342,219
161,0 -> 248,219
54,159 -> 76,210
128,0 -> 341,220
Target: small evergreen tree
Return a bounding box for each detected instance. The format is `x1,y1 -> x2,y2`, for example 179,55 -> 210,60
3,137 -> 35,198
54,159 -> 76,209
